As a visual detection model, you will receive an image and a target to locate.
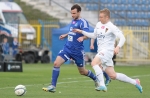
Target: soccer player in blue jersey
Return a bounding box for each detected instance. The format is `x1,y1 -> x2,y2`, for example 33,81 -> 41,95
42,4 -> 99,93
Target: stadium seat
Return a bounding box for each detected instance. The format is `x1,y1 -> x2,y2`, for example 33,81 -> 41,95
119,11 -> 126,18
128,0 -> 134,4
107,0 -> 113,3
134,5 -> 141,11
134,19 -> 139,26
93,4 -> 99,10
86,4 -> 99,11
118,19 -> 126,26
86,4 -> 91,10
120,4 -> 126,11
114,19 -> 120,26
144,20 -> 149,26
138,12 -> 143,18
106,4 -> 113,10
100,0 -> 108,4
93,0 -> 99,3
122,19 -> 126,26
141,12 -> 146,18
141,5 -> 148,11
81,0 -> 88,3
127,12 -> 134,18
127,4 -> 134,11
147,0 -> 150,4
148,5 -> 150,10
135,0 -> 142,5
141,0 -> 147,4
141,12 -> 145,19
126,19 -> 132,26
134,12 -> 138,18
74,0 -> 81,3
136,12 -> 141,18
143,13 -> 148,19
141,20 -> 147,26
114,4 -> 120,11
111,13 -> 120,18
114,0 -> 121,4
138,19 -> 143,26
120,0 -> 125,4
147,12 -> 150,18
140,20 -> 145,26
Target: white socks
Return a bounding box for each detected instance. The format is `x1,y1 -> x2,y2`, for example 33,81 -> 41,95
92,65 -> 105,86
116,73 -> 136,85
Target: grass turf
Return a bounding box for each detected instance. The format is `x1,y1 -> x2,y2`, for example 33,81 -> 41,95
0,63 -> 149,98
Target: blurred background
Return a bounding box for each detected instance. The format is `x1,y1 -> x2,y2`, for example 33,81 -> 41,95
0,0 -> 150,65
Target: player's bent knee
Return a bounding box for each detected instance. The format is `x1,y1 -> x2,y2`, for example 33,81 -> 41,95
54,61 -> 61,67
109,74 -> 116,80
91,62 -> 96,66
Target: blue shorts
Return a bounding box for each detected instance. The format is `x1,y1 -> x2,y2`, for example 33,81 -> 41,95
58,47 -> 85,67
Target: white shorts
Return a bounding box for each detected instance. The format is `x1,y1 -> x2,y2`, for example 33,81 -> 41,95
95,50 -> 114,70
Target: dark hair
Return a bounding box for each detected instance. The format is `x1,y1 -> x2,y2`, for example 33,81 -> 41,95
71,4 -> 81,12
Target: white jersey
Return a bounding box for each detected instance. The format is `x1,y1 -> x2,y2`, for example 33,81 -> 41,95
82,21 -> 125,52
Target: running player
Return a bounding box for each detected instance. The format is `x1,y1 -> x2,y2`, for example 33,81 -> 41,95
42,4 -> 98,93
73,8 -> 143,93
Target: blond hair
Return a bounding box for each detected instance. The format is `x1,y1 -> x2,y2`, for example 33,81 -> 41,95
99,8 -> 110,18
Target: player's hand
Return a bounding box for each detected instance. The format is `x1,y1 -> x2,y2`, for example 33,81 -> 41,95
72,29 -> 82,33
114,46 -> 120,55
90,45 -> 94,50
77,37 -> 84,42
59,34 -> 66,40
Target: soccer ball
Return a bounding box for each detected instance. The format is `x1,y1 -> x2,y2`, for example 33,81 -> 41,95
14,85 -> 26,96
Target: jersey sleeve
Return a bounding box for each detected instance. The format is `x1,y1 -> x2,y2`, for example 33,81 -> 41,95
112,25 -> 126,48
81,23 -> 97,39
80,19 -> 89,32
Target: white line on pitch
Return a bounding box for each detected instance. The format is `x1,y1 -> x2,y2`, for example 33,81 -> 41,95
62,74 -> 150,80
0,74 -> 149,90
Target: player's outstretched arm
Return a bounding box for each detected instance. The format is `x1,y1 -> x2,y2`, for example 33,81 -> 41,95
77,36 -> 88,42
73,29 -> 96,39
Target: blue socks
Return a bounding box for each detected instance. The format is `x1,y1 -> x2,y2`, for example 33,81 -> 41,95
86,70 -> 97,81
51,67 -> 60,87
51,68 -> 109,87
103,71 -> 110,80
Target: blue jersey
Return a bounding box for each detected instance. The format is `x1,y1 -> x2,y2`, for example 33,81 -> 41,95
58,18 -> 89,66
65,18 -> 89,50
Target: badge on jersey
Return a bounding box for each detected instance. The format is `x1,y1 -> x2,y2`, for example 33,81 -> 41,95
105,28 -> 108,33
101,26 -> 105,29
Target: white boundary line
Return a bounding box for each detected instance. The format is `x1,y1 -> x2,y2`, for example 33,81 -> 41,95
0,74 -> 149,90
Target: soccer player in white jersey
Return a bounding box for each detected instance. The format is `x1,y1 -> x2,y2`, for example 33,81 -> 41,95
90,38 -> 111,86
73,8 -> 143,93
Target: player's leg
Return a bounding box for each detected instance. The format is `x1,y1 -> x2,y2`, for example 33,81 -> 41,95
77,67 -> 96,81
105,66 -> 143,93
99,65 -> 111,86
72,52 -> 98,87
77,66 -> 99,87
103,71 -> 111,86
91,56 -> 107,92
42,50 -> 69,92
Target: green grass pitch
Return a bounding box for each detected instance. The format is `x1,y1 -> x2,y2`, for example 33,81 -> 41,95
0,63 -> 149,98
